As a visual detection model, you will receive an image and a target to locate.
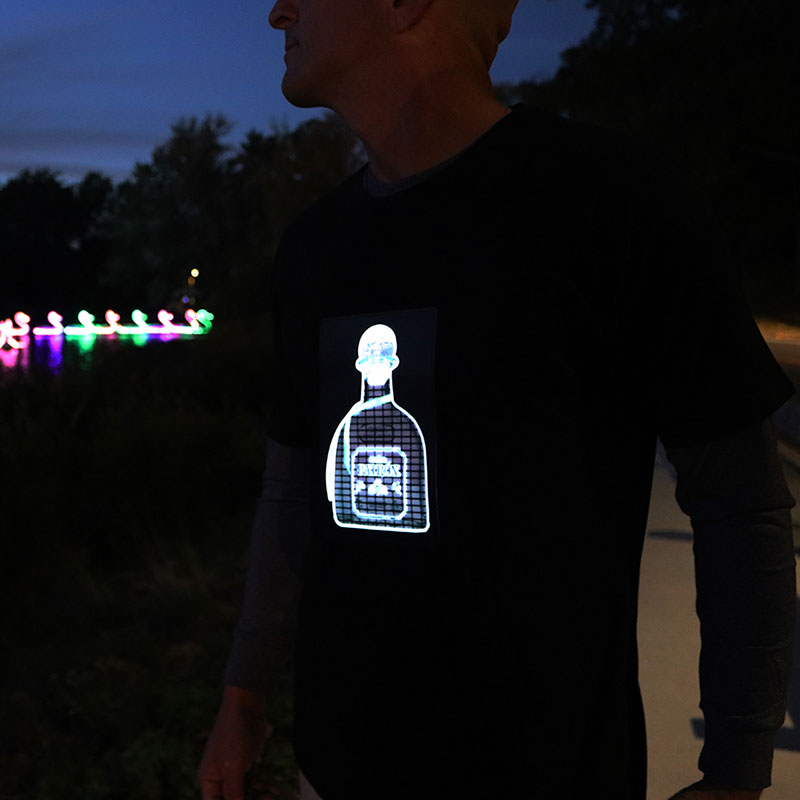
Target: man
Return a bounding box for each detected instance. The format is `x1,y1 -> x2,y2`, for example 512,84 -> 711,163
198,1 -> 796,798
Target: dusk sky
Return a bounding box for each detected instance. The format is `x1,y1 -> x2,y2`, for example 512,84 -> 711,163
1,1 -> 598,184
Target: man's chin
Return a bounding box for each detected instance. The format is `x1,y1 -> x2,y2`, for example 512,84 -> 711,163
281,77 -> 325,110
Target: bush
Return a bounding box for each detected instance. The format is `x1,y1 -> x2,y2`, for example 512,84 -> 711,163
0,317 -> 299,799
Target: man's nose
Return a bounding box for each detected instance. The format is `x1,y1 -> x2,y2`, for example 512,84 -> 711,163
268,0 -> 297,30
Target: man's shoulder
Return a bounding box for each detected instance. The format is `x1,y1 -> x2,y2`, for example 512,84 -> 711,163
510,103 -> 681,188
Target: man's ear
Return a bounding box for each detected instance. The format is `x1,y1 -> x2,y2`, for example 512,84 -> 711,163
389,0 -> 435,34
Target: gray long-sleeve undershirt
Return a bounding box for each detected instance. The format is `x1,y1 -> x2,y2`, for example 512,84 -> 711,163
664,419 -> 796,789
224,420 -> 796,789
223,438 -> 312,692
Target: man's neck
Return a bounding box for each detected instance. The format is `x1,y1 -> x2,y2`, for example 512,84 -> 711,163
336,76 -> 511,183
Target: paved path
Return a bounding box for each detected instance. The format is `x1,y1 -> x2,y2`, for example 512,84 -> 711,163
639,445 -> 800,799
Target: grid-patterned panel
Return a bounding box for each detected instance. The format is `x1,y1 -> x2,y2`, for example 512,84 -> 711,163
333,401 -> 428,531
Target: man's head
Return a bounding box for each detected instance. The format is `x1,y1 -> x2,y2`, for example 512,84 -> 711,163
268,0 -> 518,111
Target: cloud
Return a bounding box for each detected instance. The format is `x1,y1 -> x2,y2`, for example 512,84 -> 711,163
0,10 -> 118,78
0,125 -> 162,183
0,126 -> 157,150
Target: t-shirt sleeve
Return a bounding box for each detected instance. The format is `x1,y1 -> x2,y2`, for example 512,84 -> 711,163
645,165 -> 794,447
265,230 -> 313,448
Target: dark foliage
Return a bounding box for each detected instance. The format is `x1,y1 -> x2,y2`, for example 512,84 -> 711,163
1,113 -> 363,324
497,0 -> 800,310
0,170 -> 114,319
0,323 -> 300,799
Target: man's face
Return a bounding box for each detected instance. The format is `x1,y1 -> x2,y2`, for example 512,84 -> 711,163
268,0 -> 382,109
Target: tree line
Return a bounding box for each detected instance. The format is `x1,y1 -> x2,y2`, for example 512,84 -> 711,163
1,0 -> 798,319
498,0 -> 800,308
0,114 -> 362,321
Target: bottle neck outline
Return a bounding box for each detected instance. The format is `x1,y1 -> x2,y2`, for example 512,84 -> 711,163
361,376 -> 394,404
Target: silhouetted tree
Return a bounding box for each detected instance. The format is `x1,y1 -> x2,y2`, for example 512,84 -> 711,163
73,171 -> 115,311
583,0 -> 682,46
502,0 -> 800,306
225,113 -> 364,313
102,115 -> 233,313
101,112 -> 362,317
0,169 -> 113,317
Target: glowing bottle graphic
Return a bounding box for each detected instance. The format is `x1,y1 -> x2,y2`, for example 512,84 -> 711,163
326,324 -> 429,532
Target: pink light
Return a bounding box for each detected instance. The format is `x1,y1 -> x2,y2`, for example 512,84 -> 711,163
63,310 -> 120,336
12,312 -> 31,337
0,319 -> 27,350
74,309 -> 120,335
33,311 -> 64,336
3,308 -> 214,342
1,306 -> 215,372
184,309 -> 201,330
157,309 -> 177,332
103,309 -> 120,333
0,346 -> 19,367
157,308 -> 208,334
118,309 -> 208,335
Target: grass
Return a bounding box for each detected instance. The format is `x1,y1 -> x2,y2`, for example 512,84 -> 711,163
0,316 -> 300,800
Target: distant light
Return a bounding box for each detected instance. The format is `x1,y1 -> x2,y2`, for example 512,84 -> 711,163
33,311 -> 64,336
1,308 -> 215,369
64,310 -> 120,336
3,308 -> 214,344
13,312 -> 30,336
190,268 -> 199,278
187,277 -> 196,286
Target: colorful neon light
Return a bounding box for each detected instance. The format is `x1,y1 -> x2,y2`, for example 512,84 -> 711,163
0,320 -> 25,350
64,309 -> 121,336
0,308 -> 214,351
32,311 -> 64,336
0,340 -> 31,369
12,312 -> 31,337
156,309 -> 196,334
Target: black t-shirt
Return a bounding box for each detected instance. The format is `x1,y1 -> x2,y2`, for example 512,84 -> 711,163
266,105 -> 792,799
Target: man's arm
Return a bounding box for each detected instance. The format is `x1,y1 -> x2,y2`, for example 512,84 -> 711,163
198,438 -> 311,800
668,780 -> 763,799
224,437 -> 312,692
664,418 -> 796,798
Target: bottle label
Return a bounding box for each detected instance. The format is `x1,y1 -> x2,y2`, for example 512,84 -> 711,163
351,446 -> 408,521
